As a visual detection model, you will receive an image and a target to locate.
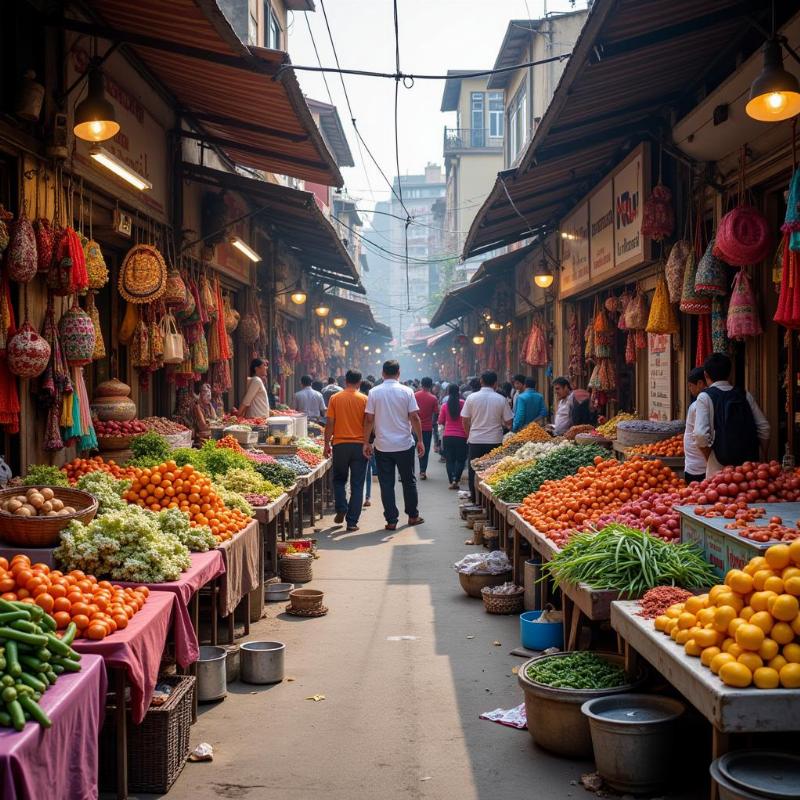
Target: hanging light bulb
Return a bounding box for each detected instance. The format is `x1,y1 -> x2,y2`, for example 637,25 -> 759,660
746,39 -> 800,122
534,257 -> 554,288
290,290 -> 307,305
344,340 -> 350,346
472,333 -> 485,345
314,304 -> 330,318
74,63 -> 120,142
332,316 -> 347,328
375,347 -> 382,354
363,345 -> 370,351
488,321 -> 503,331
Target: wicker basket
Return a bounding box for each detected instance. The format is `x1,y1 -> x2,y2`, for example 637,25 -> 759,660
458,570 -> 513,598
97,434 -> 134,451
0,486 -> 98,547
288,588 -> 324,612
280,555 -> 313,583
99,674 -> 194,794
481,586 -> 525,615
164,430 -> 193,449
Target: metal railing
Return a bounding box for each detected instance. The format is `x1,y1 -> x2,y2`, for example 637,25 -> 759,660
443,127 -> 503,152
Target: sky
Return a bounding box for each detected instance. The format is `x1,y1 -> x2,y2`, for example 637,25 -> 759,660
288,0 -> 588,215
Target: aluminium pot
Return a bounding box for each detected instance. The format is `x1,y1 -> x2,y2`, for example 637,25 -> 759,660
197,646 -> 227,702
240,641 -> 285,684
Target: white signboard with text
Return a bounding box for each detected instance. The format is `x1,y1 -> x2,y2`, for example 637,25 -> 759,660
589,178 -> 614,281
614,145 -> 647,273
647,333 -> 672,421
558,202 -> 590,298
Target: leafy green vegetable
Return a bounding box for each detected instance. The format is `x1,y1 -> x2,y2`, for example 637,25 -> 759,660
130,432 -> 171,463
542,523 -> 717,596
526,652 -> 626,689
493,444 -> 608,503
218,468 -> 283,497
195,441 -> 252,476
157,508 -> 216,552
23,466 -> 69,488
253,461 -> 296,488
210,483 -> 253,516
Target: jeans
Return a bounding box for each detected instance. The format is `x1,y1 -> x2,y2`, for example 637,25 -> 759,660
444,436 -> 468,483
332,443 -> 368,527
432,422 -> 441,451
468,442 -> 500,502
375,446 -> 418,524
364,454 -> 376,499
416,429 -> 433,473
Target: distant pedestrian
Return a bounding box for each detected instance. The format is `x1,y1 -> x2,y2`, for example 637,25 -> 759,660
439,383 -> 467,489
293,375 -> 326,423
461,370 -> 513,503
324,370 -> 368,531
414,377 -> 439,480
363,360 -> 425,531
360,379 -> 376,507
321,376 -> 342,403
512,377 -> 547,432
511,373 -> 526,412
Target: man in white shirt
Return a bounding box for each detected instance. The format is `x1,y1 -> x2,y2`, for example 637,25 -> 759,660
363,360 -> 425,531
551,376 -> 574,436
683,368 -> 708,484
461,370 -> 513,503
293,375 -> 326,422
693,353 -> 770,478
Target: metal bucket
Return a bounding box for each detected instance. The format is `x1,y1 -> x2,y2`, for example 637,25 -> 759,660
266,582 -> 294,602
197,646 -> 227,702
581,694 -> 685,794
240,641 -> 285,684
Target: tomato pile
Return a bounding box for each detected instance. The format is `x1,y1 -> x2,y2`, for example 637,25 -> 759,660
679,462 -> 800,506
61,456 -> 136,484
629,434 -> 684,458
518,456 -> 684,547
297,449 -> 323,467
123,460 -> 250,540
0,555 -> 148,640
217,435 -> 246,453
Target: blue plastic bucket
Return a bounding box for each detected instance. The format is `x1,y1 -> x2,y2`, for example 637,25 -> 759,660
520,610 -> 564,651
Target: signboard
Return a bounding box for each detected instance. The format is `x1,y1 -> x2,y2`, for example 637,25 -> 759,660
613,144 -> 647,273
212,192 -> 254,285
558,202 -> 590,298
647,333 -> 672,421
589,178 -> 614,280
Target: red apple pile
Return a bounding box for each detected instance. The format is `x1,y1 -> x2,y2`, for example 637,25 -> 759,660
94,419 -> 148,437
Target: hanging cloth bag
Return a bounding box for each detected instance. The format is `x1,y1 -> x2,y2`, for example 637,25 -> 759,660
161,313 -> 185,364
646,273 -> 680,334
666,240 -> 692,303
680,223 -> 712,314
712,296 -> 729,354
715,206 -> 771,266
640,183 -> 674,241
624,287 -> 649,330
782,168 -> 800,252
694,238 -> 728,296
130,321 -> 150,368
86,293 -> 106,360
727,269 -> 762,339
7,204 -> 37,283
774,235 -> 800,328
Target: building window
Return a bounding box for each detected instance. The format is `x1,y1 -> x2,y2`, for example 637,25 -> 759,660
489,91 -> 504,138
265,2 -> 282,49
508,86 -> 527,163
471,92 -> 485,147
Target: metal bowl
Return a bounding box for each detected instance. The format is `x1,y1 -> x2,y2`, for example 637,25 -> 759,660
265,582 -> 294,602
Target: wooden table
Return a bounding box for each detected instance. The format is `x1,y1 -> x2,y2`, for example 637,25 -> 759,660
508,509 -> 619,649
611,600 -> 800,799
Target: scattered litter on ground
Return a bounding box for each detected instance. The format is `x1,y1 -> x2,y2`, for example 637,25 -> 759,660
511,666 -> 519,675
387,635 -> 417,641
466,635 -> 475,639
493,640 -> 501,646
305,694 -> 326,702
189,743 -> 214,762
420,776 -> 432,781
479,703 -> 527,729
580,773 -> 603,792
286,676 -> 295,682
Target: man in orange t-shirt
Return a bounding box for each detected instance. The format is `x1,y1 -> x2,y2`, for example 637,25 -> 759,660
324,369 -> 369,531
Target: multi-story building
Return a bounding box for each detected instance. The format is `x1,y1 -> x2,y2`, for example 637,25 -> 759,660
218,0 -> 312,51
440,72 -> 505,284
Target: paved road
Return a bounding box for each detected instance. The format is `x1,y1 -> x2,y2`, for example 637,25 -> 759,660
165,458 -> 701,800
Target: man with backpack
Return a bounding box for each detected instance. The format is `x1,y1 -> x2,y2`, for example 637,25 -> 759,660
693,352 -> 770,478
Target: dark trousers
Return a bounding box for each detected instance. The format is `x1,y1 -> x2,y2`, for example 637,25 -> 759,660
375,446 -> 418,524
468,442 -> 500,502
432,422 -> 441,450
416,429 -> 433,473
684,471 -> 706,484
444,436 -> 468,483
332,443 -> 368,527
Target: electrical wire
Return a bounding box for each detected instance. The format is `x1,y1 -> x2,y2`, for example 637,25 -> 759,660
304,12 -> 334,107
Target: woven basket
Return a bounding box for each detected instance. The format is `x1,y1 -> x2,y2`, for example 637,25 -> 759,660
99,674 -> 194,794
458,570 -> 512,599
0,486 -> 98,547
288,588 -> 324,612
482,586 -> 525,615
118,244 -> 167,304
280,555 -> 313,583
97,435 -> 134,451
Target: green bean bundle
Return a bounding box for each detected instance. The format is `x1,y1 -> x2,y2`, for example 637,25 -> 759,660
541,523 -> 716,597
526,652 -> 626,689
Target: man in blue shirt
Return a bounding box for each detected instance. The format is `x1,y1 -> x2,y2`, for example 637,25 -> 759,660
512,377 -> 547,432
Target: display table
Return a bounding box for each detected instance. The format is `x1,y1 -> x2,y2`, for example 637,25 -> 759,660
0,545 -> 57,569
254,492 -> 291,579
475,480 -> 519,553
611,600 -> 800,798
216,519 -> 261,639
0,654 -> 107,800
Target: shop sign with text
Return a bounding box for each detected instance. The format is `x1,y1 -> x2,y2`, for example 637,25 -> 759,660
559,202 -> 590,298
613,144 -> 649,273
589,178 -> 614,281
647,333 -> 672,421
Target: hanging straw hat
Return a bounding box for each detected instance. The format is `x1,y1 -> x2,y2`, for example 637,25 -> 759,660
118,243 -> 167,304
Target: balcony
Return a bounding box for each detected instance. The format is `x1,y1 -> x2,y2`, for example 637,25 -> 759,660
443,127 -> 503,155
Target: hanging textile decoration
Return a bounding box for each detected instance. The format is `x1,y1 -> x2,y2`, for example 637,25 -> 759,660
694,238 -> 728,296
727,269 -> 762,340
192,337 -> 209,373
782,169 -> 800,252
164,268 -> 187,307
86,293 -> 106,361
0,278 -> 20,434
641,183 -> 674,241
7,316 -> 51,379
238,312 -> 259,345
696,314 -> 713,367
130,320 -> 150,368
524,322 -> 547,366
715,206 -> 771,266
34,217 -> 53,274
665,240 -> 692,304
0,206 -> 13,255
624,287 -> 649,330
646,273 -> 680,334
584,322 -> 596,362
49,227 -> 87,296
635,329 -> 648,350
680,229 -> 712,314
84,240 -> 108,290
711,296 -> 729,354
617,290 -> 632,331
148,311 -> 164,369
58,301 -> 95,367
625,331 -> 636,365
774,234 -> 800,328
37,301 -> 66,451
200,274 -> 217,320
567,308 -> 582,385
7,204 -> 37,284
118,243 -> 167,304
118,302 -> 139,345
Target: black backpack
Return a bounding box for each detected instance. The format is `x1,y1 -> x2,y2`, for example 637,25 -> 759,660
571,396 -> 595,426
704,386 -> 758,466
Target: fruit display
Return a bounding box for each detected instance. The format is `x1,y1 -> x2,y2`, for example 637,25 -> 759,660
594,412 -> 637,439
297,449 -> 324,468
242,493 -> 272,507
127,431 -> 171,468
0,487 -> 77,518
253,461 -> 297,489
595,488 -> 684,541
504,421 -> 551,446
0,554 -> 148,640
678,461 -> 800,508
494,444 -> 609,504
122,460 -> 250,540
216,468 -> 284,500
94,419 -> 147,437
245,451 -> 278,465
61,457 -> 136,484
629,434 -> 684,457
517,456 -> 684,547
471,441 -> 526,471
542,524 -> 716,596
652,544 -> 800,689
514,438 -> 570,462
296,438 -> 323,455
217,435 -> 246,453
74,472 -> 129,515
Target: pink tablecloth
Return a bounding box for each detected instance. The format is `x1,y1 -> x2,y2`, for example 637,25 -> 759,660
116,549 -> 225,666
73,591 -> 176,724
0,653 -> 107,800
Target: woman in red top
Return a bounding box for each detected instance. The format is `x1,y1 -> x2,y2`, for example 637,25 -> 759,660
438,383 -> 467,489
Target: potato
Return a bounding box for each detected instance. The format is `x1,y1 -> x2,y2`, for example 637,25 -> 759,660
15,507 -> 32,517
27,493 -> 44,509
63,507 -> 76,515
41,500 -> 53,514
14,496 -> 27,505
46,510 -> 59,516
21,504 -> 37,515
41,488 -> 54,501
50,499 -> 64,512
5,499 -> 21,512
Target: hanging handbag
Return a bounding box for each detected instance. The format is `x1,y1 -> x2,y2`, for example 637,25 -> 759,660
130,321 -> 150,368
118,302 -> 139,345
680,235 -> 712,314
161,313 -> 185,364
727,269 -> 762,339
695,238 -> 728,296
624,287 -> 649,330
192,336 -> 209,373
711,296 -> 729,354
7,205 -> 37,283
665,240 -> 691,303
641,183 -> 674,241
715,206 -> 771,266
164,269 -> 187,307
87,293 -> 106,360
646,273 -> 680,334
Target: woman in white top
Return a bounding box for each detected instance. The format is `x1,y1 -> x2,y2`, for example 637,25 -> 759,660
236,358 -> 270,420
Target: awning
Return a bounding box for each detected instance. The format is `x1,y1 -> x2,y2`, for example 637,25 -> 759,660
370,322 -> 393,340
183,162 -> 363,292
470,241 -> 539,283
464,0 -> 780,257
328,296 -> 377,330
429,276 -> 495,328
71,0 -> 342,186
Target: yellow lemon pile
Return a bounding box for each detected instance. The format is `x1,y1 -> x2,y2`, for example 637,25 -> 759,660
653,541 -> 800,689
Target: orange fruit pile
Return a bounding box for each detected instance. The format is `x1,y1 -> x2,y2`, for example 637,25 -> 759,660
0,554 -> 148,640
62,456 -> 137,484
123,460 -> 250,541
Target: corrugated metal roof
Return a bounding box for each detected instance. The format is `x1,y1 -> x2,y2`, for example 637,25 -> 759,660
464,0 -> 781,257
470,241 -> 540,283
83,0 -> 343,186
440,69 -> 484,112
328,295 -> 377,329
486,20 -> 541,90
182,162 -> 362,292
306,98 -> 355,168
429,274 -> 497,328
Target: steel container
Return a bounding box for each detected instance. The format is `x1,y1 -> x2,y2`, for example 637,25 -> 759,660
265,582 -> 294,602
197,646 -> 227,702
240,641 -> 285,684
